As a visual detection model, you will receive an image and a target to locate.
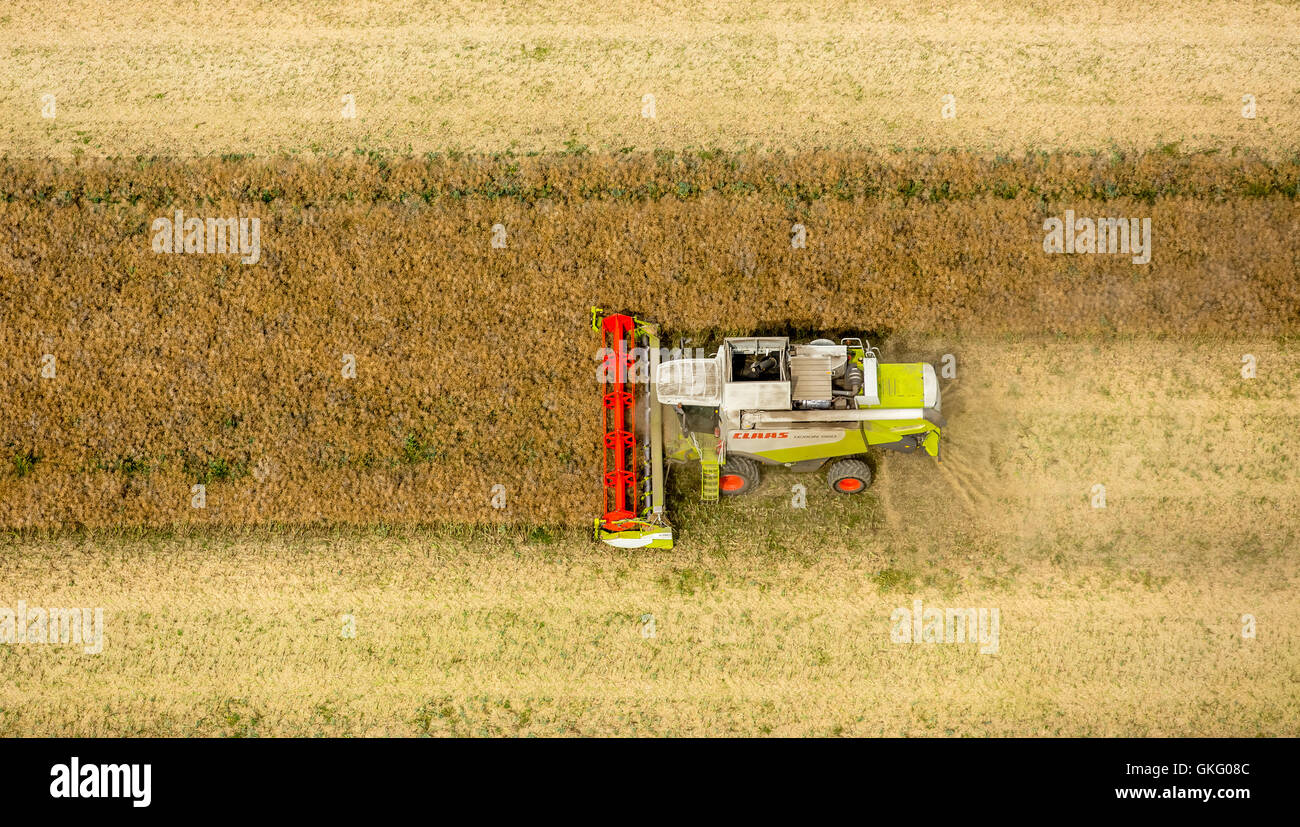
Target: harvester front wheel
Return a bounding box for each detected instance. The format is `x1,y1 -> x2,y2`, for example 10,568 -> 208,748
719,456 -> 761,496
827,458 -> 872,493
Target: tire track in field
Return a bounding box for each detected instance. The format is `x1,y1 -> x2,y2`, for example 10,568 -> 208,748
873,456 -> 903,534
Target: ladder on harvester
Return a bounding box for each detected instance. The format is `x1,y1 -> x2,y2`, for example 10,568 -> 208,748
697,433 -> 720,502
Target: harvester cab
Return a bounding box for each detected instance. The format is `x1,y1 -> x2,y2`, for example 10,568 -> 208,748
593,309 -> 945,549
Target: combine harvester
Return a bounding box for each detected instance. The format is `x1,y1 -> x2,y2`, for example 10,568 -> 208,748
593,309 -> 945,549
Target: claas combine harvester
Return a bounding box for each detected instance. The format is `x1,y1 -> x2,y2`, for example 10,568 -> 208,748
593,309 -> 945,549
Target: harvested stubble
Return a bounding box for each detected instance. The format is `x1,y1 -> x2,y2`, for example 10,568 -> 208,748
0,151 -> 1297,528
6,0 -> 1300,158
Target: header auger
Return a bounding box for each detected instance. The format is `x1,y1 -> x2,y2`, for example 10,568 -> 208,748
592,308 -> 945,550
593,309 -> 675,549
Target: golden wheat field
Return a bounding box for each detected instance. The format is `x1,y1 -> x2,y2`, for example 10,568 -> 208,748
2,336 -> 1296,736
3,1 -> 1299,158
2,154 -> 1297,529
2,2 -> 1298,738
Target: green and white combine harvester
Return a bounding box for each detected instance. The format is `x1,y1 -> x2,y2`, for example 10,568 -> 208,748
593,309 -> 945,549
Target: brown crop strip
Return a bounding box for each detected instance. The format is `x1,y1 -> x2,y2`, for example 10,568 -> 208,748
1,151 -> 1296,529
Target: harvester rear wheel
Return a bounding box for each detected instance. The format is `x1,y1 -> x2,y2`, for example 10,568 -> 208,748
827,458 -> 872,493
719,456 -> 761,496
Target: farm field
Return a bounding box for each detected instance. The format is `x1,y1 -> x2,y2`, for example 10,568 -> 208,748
2,153 -> 1297,529
2,1 -> 1298,739
2,1 -> 1299,158
2,334 -> 1297,736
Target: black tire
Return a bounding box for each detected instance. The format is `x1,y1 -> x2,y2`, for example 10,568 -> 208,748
827,458 -> 872,493
718,456 -> 761,496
